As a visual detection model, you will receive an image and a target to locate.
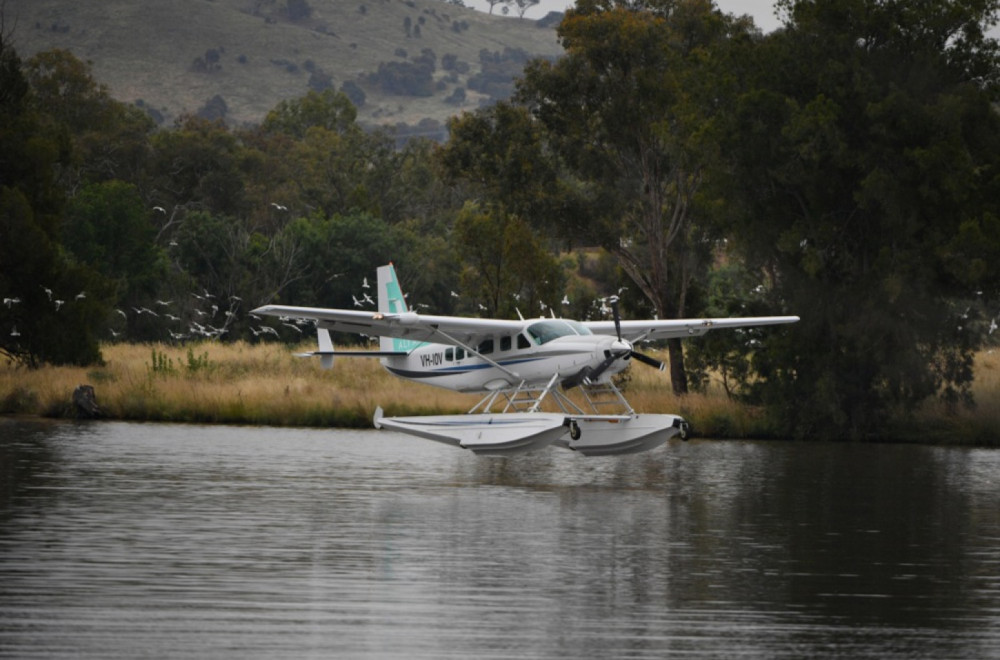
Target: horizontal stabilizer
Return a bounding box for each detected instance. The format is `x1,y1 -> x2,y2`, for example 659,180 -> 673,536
294,350 -> 408,358
294,328 -> 408,368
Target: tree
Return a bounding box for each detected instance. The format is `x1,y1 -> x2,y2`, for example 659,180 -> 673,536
512,0 -> 749,393
63,180 -> 168,337
0,40 -> 111,366
484,0 -> 508,15
281,210 -> 399,311
149,115 -> 249,218
514,0 -> 541,19
24,49 -> 156,187
262,89 -> 358,139
438,102 -> 562,223
453,202 -> 565,318
718,0 -> 1000,438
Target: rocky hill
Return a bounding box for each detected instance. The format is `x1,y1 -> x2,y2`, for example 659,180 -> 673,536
4,0 -> 564,132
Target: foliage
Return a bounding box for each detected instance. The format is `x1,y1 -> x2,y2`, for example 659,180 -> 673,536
718,0 -> 1000,439
0,41 -> 112,367
683,264 -> 780,397
366,60 -> 435,97
23,49 -> 157,187
63,181 -> 167,303
447,0 -> 751,393
262,89 -> 358,138
0,45 -> 475,361
466,47 -> 536,98
452,202 -> 564,317
148,348 -> 177,375
148,347 -> 212,375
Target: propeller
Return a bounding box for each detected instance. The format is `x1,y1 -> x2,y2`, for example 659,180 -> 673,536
562,296 -> 666,389
607,295 -> 665,372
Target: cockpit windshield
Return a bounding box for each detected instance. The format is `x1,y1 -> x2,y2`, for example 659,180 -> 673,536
526,320 -> 592,345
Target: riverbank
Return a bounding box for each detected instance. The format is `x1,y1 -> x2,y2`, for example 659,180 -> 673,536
2,342 -> 999,443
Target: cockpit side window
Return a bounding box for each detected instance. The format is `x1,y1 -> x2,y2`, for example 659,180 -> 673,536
566,320 -> 592,336
527,320 -> 584,345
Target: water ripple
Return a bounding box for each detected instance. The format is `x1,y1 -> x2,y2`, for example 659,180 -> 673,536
1,420 -> 999,658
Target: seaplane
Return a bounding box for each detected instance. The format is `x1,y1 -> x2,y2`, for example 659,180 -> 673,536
252,264 -> 798,456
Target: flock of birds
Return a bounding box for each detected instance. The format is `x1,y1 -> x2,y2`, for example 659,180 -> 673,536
4,289 -> 90,342
2,286 -> 296,345
4,275 -> 636,348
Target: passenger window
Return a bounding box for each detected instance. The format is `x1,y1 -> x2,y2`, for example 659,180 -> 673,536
456,348 -> 465,360
500,336 -> 512,352
478,338 -> 494,355
445,348 -> 454,361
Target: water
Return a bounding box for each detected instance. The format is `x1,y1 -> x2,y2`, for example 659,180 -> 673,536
1,418 -> 999,659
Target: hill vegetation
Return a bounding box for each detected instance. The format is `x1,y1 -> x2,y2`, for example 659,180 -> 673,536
3,0 -> 563,133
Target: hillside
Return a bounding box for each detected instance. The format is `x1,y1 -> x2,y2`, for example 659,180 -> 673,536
3,0 -> 564,130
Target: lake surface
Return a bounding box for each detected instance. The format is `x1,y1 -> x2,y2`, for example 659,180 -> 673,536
1,418 -> 999,659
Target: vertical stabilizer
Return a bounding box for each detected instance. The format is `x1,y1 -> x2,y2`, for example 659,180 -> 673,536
376,263 -> 424,353
377,263 -> 409,316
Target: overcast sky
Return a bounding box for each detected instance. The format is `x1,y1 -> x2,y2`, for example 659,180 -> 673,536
465,0 -> 785,32
714,0 -> 783,31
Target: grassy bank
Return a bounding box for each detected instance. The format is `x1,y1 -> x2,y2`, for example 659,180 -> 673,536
2,342 -> 999,442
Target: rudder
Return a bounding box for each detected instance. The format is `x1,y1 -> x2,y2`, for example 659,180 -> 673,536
376,263 -> 423,353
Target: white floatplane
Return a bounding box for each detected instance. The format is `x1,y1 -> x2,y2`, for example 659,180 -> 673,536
252,264 -> 798,456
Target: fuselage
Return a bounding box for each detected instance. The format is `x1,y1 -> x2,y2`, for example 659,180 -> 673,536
381,318 -> 632,392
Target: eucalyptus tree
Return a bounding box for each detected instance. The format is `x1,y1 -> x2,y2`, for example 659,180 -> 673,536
513,0 -> 755,393
718,0 -> 1000,438
452,202 -> 565,318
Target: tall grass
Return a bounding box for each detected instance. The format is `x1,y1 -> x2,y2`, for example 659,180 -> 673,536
2,342 -> 999,442
0,342 -> 478,428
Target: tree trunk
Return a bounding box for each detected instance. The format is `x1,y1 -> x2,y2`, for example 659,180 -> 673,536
667,337 -> 688,395
72,384 -> 102,418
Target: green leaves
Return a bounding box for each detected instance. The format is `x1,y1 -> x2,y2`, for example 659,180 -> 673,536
452,202 -> 564,318
720,0 -> 1000,438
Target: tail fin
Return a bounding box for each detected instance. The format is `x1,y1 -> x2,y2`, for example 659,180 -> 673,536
376,263 -> 424,353
377,263 -> 409,316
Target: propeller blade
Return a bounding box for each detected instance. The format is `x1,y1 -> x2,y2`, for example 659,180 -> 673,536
563,295 -> 661,388
584,349 -> 630,385
563,349 -> 625,389
561,366 -> 592,389
630,350 -> 665,371
608,295 -> 622,341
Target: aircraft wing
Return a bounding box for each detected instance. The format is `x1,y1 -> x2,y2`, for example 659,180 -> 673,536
251,305 -> 526,348
585,316 -> 800,342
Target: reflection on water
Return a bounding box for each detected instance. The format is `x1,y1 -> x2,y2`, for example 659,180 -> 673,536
1,418 -> 999,658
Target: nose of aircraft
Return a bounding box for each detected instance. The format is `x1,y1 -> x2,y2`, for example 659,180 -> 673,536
609,338 -> 632,354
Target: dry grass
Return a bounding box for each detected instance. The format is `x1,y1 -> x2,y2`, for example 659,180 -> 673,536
3,342 -> 1000,441
0,341 -> 479,428
904,349 -> 1000,444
